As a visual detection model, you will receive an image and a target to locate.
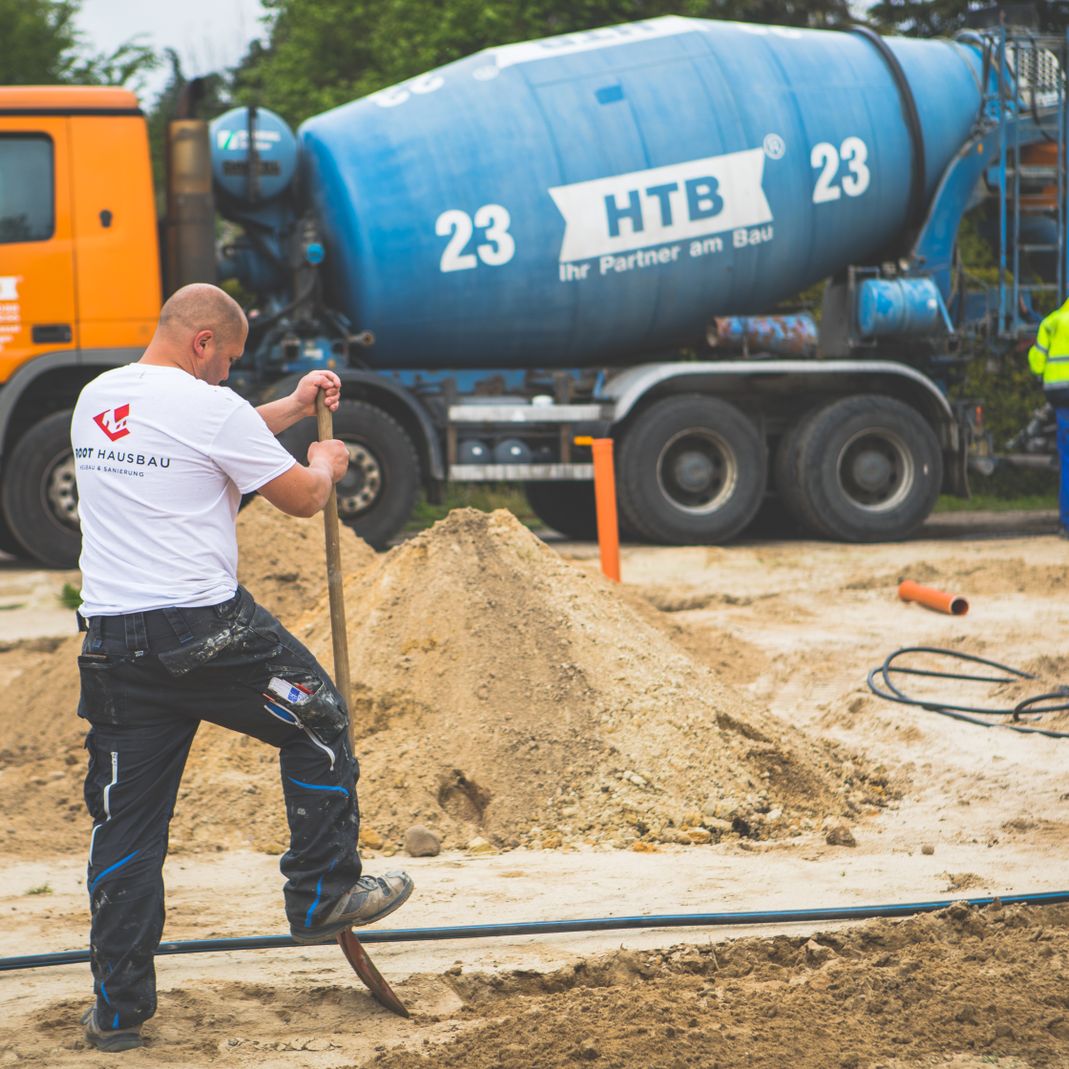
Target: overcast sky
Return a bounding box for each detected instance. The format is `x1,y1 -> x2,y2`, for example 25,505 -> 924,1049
75,0 -> 266,100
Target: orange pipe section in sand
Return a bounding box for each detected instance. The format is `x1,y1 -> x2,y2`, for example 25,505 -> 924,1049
898,579 -> 969,616
575,436 -> 621,582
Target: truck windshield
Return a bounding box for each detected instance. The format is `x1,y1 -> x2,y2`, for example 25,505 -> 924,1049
0,136 -> 54,244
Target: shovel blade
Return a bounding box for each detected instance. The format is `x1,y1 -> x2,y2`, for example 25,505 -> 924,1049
337,928 -> 410,1018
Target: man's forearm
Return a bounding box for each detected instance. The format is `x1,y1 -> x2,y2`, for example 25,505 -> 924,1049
305,462 -> 335,514
257,396 -> 306,435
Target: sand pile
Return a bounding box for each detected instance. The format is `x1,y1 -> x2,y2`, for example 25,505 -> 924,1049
1,507 -> 867,858
235,497 -> 374,621
375,903 -> 1069,1069
0,636 -> 85,857
283,508 -> 864,851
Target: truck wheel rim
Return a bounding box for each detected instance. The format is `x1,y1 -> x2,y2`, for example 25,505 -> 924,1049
336,442 -> 382,518
835,430 -> 914,512
655,430 -> 737,515
46,452 -> 81,528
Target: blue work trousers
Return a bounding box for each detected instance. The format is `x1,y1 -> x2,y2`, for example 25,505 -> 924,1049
78,586 -> 361,1030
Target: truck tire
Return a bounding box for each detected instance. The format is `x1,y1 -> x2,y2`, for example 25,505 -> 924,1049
0,509 -> 27,559
1,410 -> 82,568
525,481 -> 598,540
773,415 -> 827,536
776,395 -> 942,542
616,394 -> 766,544
282,399 -> 420,550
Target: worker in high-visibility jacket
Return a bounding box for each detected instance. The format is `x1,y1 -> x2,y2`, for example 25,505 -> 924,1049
1028,300 -> 1069,536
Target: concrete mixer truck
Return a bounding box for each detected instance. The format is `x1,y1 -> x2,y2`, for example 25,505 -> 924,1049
0,15 -> 1064,566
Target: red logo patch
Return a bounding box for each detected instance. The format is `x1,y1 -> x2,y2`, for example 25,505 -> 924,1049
93,404 -> 131,441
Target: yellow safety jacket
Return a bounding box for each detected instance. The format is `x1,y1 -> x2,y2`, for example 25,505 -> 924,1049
1028,299 -> 1069,391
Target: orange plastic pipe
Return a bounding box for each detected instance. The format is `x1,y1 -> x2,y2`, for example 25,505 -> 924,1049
897,579 -> 969,616
575,436 -> 621,582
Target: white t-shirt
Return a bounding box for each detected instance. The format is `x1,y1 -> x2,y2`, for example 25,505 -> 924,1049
72,364 -> 296,615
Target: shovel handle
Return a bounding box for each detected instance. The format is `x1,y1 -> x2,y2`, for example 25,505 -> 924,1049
316,392 -> 353,729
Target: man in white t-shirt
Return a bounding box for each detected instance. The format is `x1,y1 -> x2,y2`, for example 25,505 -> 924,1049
71,284 -> 412,1053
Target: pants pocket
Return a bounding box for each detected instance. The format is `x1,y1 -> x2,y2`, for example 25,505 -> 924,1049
262,669 -> 348,744
78,655 -> 127,725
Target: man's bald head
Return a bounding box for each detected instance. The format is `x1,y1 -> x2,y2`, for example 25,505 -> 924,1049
142,283 -> 249,385
159,283 -> 247,344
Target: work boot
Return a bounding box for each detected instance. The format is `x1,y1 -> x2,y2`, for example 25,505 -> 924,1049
291,871 -> 414,944
81,1006 -> 143,1052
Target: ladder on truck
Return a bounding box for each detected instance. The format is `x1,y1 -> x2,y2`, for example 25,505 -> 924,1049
992,27 -> 1069,336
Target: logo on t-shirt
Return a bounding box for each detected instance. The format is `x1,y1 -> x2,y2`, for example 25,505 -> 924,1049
93,404 -> 131,442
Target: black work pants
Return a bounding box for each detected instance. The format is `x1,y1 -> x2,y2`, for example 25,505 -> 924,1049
78,586 -> 362,1030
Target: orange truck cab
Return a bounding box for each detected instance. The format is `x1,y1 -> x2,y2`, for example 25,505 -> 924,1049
0,86 -> 160,564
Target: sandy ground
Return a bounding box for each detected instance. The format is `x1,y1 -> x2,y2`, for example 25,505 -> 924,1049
0,558 -> 79,642
1,509 -> 1068,1067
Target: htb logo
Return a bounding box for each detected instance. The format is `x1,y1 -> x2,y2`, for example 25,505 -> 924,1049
548,148 -> 773,263
93,404 -> 131,441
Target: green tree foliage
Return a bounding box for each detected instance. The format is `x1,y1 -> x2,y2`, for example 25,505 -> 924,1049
231,0 -> 854,127
145,53 -> 229,207
0,0 -> 79,84
870,0 -> 1069,37
147,51 -> 189,207
869,0 -> 979,35
72,38 -> 158,89
0,0 -> 156,89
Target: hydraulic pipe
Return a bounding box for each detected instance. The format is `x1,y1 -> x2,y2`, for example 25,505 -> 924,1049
898,579 -> 969,616
3,890 -> 1068,973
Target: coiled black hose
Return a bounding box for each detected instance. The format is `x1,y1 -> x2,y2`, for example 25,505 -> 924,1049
867,646 -> 1069,738
2,890 -> 1069,973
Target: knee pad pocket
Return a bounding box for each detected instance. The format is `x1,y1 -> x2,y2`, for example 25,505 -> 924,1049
263,670 -> 348,744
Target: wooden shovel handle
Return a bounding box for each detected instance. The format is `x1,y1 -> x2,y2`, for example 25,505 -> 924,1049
316,392 -> 353,733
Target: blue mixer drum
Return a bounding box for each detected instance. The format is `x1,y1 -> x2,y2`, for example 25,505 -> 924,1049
297,17 -> 984,368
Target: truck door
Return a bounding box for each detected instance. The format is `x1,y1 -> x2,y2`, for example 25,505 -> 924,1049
68,114 -> 160,352
0,119 -> 77,382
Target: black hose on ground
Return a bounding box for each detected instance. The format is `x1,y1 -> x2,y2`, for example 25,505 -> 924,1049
867,646 -> 1069,738
2,890 -> 1069,973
